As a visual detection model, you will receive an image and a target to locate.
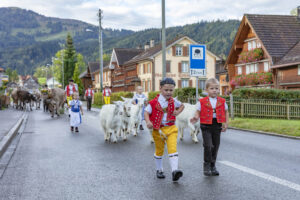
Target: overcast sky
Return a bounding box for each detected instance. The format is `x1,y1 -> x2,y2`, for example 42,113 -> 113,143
0,0 -> 299,30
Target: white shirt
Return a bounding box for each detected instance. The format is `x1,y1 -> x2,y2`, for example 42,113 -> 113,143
103,89 -> 111,97
133,93 -> 147,103
65,84 -> 78,95
86,89 -> 94,97
145,95 -> 182,125
196,97 -> 228,118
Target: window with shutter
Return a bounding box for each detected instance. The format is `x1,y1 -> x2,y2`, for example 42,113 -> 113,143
166,61 -> 171,73
176,46 -> 183,56
186,44 -> 190,56
181,61 -> 189,73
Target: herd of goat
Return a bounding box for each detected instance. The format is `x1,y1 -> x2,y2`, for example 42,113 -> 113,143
8,88 -> 201,143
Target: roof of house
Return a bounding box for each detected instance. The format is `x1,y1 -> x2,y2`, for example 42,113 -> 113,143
79,71 -> 88,79
88,61 -> 110,74
124,36 -> 183,65
272,40 -> 300,68
114,48 -> 144,66
246,14 -> 300,60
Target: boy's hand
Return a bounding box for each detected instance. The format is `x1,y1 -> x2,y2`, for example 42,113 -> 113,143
190,116 -> 199,124
146,121 -> 153,129
173,110 -> 180,116
222,123 -> 228,132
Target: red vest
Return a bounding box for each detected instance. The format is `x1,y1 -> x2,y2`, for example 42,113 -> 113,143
85,89 -> 94,97
200,96 -> 226,124
66,85 -> 77,97
103,89 -> 111,96
149,95 -> 176,130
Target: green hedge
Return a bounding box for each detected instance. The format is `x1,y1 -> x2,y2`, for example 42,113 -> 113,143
232,88 -> 300,100
148,91 -> 160,100
94,91 -> 134,106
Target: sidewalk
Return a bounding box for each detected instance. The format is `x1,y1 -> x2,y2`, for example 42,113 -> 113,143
0,109 -> 24,142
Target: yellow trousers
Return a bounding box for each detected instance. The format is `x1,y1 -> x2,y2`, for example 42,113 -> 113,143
104,96 -> 110,104
66,96 -> 73,106
152,125 -> 178,156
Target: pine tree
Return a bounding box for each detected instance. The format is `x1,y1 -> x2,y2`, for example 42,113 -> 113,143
72,64 -> 83,95
63,33 -> 77,87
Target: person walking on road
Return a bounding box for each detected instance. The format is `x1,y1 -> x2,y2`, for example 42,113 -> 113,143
102,85 -> 111,104
65,79 -> 78,116
85,85 -> 94,111
190,78 -> 229,176
144,78 -> 185,182
69,92 -> 83,133
132,86 -> 147,130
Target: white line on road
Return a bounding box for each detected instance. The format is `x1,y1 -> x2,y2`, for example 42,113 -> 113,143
219,160 -> 300,192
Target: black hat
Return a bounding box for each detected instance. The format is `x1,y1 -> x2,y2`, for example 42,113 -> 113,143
69,79 -> 74,82
160,78 -> 176,86
88,85 -> 92,88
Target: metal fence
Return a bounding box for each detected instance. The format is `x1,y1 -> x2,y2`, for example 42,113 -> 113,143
185,97 -> 300,120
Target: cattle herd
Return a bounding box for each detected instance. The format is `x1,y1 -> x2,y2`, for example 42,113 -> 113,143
10,87 -> 65,118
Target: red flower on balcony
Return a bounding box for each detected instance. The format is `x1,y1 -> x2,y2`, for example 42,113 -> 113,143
238,48 -> 264,63
231,72 -> 273,87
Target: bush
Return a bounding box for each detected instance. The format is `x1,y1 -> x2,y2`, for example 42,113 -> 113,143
232,88 -> 300,101
149,87 -> 202,102
148,91 -> 160,100
231,72 -> 273,87
93,91 -> 134,106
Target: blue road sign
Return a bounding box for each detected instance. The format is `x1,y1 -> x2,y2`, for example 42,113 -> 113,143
189,44 -> 206,77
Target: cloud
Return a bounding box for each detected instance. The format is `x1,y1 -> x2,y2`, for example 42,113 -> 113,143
0,0 -> 299,30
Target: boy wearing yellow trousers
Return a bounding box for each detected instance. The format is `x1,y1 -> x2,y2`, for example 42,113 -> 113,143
102,85 -> 111,104
144,78 -> 185,182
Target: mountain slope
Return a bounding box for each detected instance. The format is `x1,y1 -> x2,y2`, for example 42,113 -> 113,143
0,7 -> 240,75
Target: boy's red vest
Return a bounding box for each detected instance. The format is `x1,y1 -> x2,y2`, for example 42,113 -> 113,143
200,96 -> 226,124
103,89 -> 111,96
85,89 -> 94,97
149,95 -> 176,130
66,85 -> 77,97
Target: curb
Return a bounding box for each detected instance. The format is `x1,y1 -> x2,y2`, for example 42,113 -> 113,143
0,113 -> 27,158
228,127 -> 300,140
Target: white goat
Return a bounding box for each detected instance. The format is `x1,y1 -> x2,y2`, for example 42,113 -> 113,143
176,103 -> 201,143
99,101 -> 125,143
128,97 -> 145,136
120,97 -> 133,140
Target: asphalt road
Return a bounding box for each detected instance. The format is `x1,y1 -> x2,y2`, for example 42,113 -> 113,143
0,109 -> 299,200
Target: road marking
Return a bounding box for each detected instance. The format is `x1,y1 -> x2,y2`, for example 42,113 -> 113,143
219,160 -> 300,192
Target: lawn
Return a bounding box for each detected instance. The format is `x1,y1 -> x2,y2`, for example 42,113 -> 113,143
92,104 -> 103,109
229,118 -> 300,137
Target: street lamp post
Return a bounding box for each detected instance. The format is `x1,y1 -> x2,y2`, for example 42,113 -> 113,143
51,57 -> 55,88
59,43 -> 65,89
98,9 -> 103,92
162,0 -> 166,78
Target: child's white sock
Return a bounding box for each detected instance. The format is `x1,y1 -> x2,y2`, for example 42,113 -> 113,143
154,155 -> 163,171
169,152 -> 179,172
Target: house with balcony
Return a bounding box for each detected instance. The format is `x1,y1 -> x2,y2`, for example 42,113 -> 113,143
124,36 -> 219,94
85,61 -> 110,92
226,9 -> 300,90
109,48 -> 144,92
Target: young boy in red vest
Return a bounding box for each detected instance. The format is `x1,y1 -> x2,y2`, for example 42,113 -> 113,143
144,78 -> 185,182
191,78 -> 229,176
85,85 -> 94,111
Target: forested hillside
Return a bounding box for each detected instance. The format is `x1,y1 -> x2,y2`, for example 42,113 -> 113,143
0,7 -> 240,75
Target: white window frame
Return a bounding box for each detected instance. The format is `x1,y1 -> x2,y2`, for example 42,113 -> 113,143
248,42 -> 252,51
250,64 -> 255,73
199,80 -> 206,90
298,65 -> 300,75
254,63 -> 258,73
181,61 -> 189,73
252,40 -> 256,49
181,79 -> 189,88
246,65 -> 250,74
148,79 -> 151,92
257,41 -> 261,48
264,62 -> 269,72
176,46 -> 183,56
147,63 -> 151,73
238,66 -> 242,75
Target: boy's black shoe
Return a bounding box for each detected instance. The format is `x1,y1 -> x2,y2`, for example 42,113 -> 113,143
156,170 -> 165,179
70,126 -> 74,132
211,163 -> 219,176
172,170 -> 183,181
69,114 -> 70,117
139,124 -> 144,130
203,162 -> 212,176
75,127 -> 79,132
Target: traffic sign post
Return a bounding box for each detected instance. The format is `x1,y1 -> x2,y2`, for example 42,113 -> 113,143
190,44 -> 206,100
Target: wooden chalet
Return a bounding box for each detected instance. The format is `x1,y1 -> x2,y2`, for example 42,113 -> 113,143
226,8 -> 300,90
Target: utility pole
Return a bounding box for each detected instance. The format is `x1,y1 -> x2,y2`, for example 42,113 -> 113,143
161,0 -> 166,78
52,57 -> 54,88
98,9 -> 103,92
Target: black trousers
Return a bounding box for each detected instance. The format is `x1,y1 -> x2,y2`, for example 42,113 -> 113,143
87,96 -> 92,111
200,118 -> 222,164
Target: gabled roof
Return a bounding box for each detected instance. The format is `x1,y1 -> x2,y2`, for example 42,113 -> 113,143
79,71 -> 88,79
272,41 -> 300,68
88,61 -> 110,74
246,14 -> 300,60
124,35 -> 220,66
114,48 -> 144,66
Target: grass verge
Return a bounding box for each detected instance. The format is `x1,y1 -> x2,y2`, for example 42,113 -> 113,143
229,118 -> 300,137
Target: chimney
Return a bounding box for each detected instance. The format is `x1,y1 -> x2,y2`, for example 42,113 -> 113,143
150,39 -> 155,48
144,42 -> 150,50
298,6 -> 300,20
